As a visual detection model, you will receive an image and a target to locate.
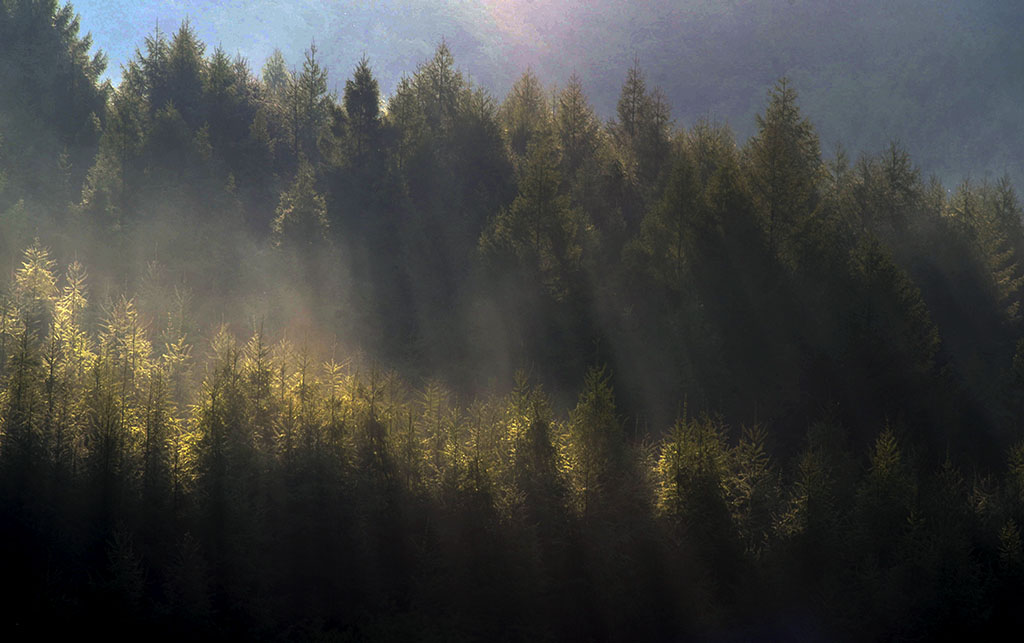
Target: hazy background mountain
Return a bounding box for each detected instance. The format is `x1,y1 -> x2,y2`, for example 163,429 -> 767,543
74,0 -> 1024,187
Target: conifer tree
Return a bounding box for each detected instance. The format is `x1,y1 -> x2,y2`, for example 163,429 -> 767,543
261,49 -> 291,100
342,56 -> 382,162
616,60 -> 647,141
286,44 -> 332,162
609,60 -> 672,224
166,20 -> 206,128
48,260 -> 94,473
636,143 -> 700,291
725,426 -> 780,557
272,161 -> 329,248
13,241 -> 58,341
746,78 -> 824,259
0,0 -> 107,203
566,366 -> 622,516
656,416 -> 727,525
556,73 -> 600,179
480,133 -> 585,300
971,179 -> 1024,322
501,69 -> 550,160
415,40 -> 462,135
845,236 -> 940,414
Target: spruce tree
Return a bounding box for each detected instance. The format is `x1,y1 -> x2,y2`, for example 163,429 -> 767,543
746,78 -> 824,260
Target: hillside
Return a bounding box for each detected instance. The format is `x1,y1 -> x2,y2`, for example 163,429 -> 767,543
3,1 -> 1024,639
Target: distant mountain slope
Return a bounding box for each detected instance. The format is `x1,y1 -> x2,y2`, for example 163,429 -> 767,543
68,0 -> 1024,186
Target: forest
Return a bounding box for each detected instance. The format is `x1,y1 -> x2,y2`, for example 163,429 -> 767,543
3,1 -> 1024,639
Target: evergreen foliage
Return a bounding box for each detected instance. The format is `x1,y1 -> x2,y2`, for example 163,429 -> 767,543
3,3 -> 1024,638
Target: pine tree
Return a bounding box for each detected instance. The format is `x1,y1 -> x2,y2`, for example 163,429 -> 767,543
852,425 -> 917,586
80,67 -> 147,229
13,241 -> 58,341
746,78 -> 824,259
166,20 -> 206,128
725,426 -> 780,557
655,416 -> 734,546
635,143 -> 700,291
0,0 -> 107,204
139,24 -> 171,111
261,48 -> 291,101
385,74 -> 425,174
1,315 -> 44,487
342,55 -> 382,162
501,69 -> 550,160
556,73 -> 601,179
609,60 -> 672,222
480,132 -> 585,300
414,40 -> 462,135
972,179 -> 1024,322
847,237 -> 940,387
850,141 -> 923,243
272,161 -> 329,248
48,259 -> 94,473
616,59 -> 647,141
286,44 -> 332,162
204,48 -> 238,141
566,366 -> 622,516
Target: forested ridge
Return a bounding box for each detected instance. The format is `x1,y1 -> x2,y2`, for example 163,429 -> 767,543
4,1 -> 1024,639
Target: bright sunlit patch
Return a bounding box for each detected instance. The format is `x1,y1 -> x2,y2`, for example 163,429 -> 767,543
478,0 -> 586,46
479,0 -> 538,40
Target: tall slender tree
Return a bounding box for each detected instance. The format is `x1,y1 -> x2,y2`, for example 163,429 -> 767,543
746,78 -> 824,259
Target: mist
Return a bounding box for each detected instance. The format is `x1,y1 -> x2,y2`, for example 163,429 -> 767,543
73,0 -> 1024,187
3,1 -> 1024,639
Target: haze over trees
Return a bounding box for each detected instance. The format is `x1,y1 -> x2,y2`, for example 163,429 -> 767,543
70,0 -> 1024,188
3,1 -> 1024,639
